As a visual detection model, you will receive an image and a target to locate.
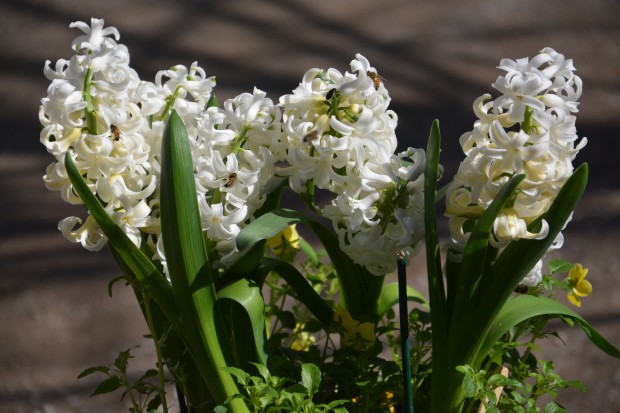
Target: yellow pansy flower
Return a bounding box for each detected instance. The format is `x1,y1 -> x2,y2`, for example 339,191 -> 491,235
333,305 -> 375,349
289,323 -> 316,352
267,225 -> 300,258
567,263 -> 592,307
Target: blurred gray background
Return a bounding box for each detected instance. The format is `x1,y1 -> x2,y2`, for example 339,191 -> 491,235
1,0 -> 619,412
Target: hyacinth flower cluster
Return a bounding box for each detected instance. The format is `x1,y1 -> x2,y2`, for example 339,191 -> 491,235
279,55 -> 425,275
40,18 -> 426,276
445,48 -> 586,286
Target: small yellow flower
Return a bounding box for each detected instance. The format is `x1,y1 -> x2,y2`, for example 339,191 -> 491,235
567,263 -> 592,307
384,391 -> 396,413
267,225 -> 300,257
289,322 -> 316,352
333,305 -> 375,349
351,391 -> 395,412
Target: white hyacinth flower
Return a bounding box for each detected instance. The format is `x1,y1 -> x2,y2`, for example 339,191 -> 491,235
446,48 -> 586,286
279,54 -> 426,275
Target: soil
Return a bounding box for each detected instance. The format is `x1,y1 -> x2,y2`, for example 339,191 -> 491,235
1,1 -> 619,412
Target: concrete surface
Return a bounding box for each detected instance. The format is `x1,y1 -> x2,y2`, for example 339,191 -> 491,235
1,0 -> 619,412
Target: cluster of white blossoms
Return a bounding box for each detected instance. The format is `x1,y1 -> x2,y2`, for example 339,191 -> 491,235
40,18 -> 280,270
41,19 -> 426,275
41,18 -> 152,250
279,55 -> 426,275
445,48 -> 586,286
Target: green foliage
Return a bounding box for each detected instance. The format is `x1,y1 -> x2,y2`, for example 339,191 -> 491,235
78,347 -> 169,413
218,363 -> 349,413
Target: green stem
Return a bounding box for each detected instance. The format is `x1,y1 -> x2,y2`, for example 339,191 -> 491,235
158,85 -> 183,122
231,125 -> 250,154
144,293 -> 170,413
82,67 -> 98,134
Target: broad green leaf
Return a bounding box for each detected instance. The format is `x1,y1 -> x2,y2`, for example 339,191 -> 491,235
474,294 -> 620,367
424,120 -> 452,413
160,110 -> 212,290
235,209 -> 377,322
217,278 -> 269,366
477,165 -> 589,319
456,174 -> 525,305
64,152 -> 178,323
224,240 -> 267,279
306,219 -> 381,323
376,282 -> 429,318
160,111 -> 247,412
236,208 -> 303,252
424,120 -> 446,335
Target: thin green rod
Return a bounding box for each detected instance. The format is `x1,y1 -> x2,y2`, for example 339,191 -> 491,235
398,254 -> 414,413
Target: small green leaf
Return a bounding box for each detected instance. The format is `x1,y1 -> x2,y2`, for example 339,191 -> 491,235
460,374 -> 475,398
146,394 -> 162,412
252,363 -> 271,381
214,405 -> 229,413
300,363 -> 321,396
139,369 -> 159,380
114,348 -> 133,372
92,376 -> 122,396
547,259 -> 574,275
221,367 -> 251,386
107,275 -> 128,298
77,366 -> 109,379
544,401 -> 566,413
